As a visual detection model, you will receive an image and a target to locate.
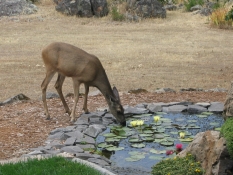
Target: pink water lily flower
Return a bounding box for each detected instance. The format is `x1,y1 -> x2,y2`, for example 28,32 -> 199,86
176,143 -> 183,151
166,150 -> 174,155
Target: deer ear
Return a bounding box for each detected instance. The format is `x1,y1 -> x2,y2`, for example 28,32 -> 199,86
113,86 -> 120,102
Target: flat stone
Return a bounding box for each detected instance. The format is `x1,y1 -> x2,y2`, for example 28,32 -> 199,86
76,144 -> 95,149
75,125 -> 88,132
208,102 -> 224,113
50,128 -> 73,135
124,106 -> 149,115
64,137 -> 76,146
88,115 -> 103,125
28,150 -> 43,155
64,130 -> 83,138
1,93 -> 30,106
75,152 -> 98,160
195,102 -> 211,108
47,131 -> 68,141
162,105 -> 187,113
75,135 -> 95,145
83,125 -> 105,138
187,105 -> 208,114
43,149 -> 61,155
147,103 -> 162,113
60,146 -> 84,154
87,158 -> 110,166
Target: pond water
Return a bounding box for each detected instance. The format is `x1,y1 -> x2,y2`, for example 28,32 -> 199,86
96,112 -> 224,175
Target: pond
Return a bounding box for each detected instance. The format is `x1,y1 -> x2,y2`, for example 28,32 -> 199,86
96,112 -> 224,175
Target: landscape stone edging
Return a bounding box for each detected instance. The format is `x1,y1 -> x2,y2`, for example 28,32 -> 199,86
14,100 -> 224,174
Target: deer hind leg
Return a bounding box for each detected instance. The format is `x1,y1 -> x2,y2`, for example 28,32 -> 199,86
54,73 -> 71,115
70,79 -> 81,122
41,70 -> 56,120
83,84 -> 89,114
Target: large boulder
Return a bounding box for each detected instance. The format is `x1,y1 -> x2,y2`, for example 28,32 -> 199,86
178,131 -> 233,175
0,0 -> 38,17
54,0 -> 108,17
126,0 -> 166,18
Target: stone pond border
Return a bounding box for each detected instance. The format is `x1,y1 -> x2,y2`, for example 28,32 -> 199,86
0,100 -> 224,174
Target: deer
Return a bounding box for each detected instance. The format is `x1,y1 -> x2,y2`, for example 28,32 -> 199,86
41,42 -> 126,126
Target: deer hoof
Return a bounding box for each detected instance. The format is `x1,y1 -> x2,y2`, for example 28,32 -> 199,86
46,116 -> 51,120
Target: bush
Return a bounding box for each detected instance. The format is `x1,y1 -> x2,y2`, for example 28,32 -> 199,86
151,154 -> 204,175
221,117 -> 233,158
225,7 -> 233,21
111,7 -> 125,21
209,7 -> 233,29
184,0 -> 204,11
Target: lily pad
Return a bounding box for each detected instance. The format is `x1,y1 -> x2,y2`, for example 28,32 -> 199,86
97,143 -> 113,148
106,146 -> 124,151
210,122 -> 219,126
142,137 -> 154,141
131,143 -> 146,148
160,141 -> 174,146
105,137 -> 120,142
215,127 -> 221,131
201,112 -> 213,115
102,133 -> 117,138
148,155 -> 163,160
140,133 -> 153,137
129,138 -> 143,143
196,114 -> 208,118
150,149 -> 166,154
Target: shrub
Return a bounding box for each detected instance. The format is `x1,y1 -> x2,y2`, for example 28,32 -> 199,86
184,0 -> 204,11
151,154 -> 204,175
111,7 -> 125,21
225,7 -> 233,21
221,117 -> 233,158
209,7 -> 233,29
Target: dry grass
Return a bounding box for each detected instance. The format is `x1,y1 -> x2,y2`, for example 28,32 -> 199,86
0,4 -> 233,101
209,7 -> 233,29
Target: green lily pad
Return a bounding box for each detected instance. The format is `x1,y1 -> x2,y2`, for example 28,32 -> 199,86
215,127 -> 221,131
187,120 -> 197,123
148,155 -> 163,160
155,112 -> 167,115
153,139 -> 163,143
160,141 -> 174,146
140,133 -> 153,137
102,133 -> 117,137
150,149 -> 166,154
131,143 -> 146,148
175,118 -> 185,122
196,114 -> 208,118
143,130 -> 154,134
142,137 -> 154,141
105,137 -> 120,142
210,122 -> 219,126
129,138 -> 142,143
154,134 -> 165,139
170,131 -> 178,135
201,112 -> 213,115
106,146 -> 124,151
97,143 -> 113,148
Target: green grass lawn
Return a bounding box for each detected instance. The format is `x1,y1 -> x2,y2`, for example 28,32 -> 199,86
0,156 -> 102,175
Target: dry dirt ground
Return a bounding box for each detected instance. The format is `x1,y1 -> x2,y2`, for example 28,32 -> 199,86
0,2 -> 232,161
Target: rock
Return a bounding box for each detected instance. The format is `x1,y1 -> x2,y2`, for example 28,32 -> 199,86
162,105 -> 187,113
187,104 -> 208,114
164,4 -> 177,11
0,93 -> 30,106
0,0 -> 37,17
60,146 -> 84,154
195,102 -> 210,108
124,106 -> 149,115
45,92 -> 59,99
54,0 -> 108,17
75,135 -> 96,145
208,102 -> 224,113
223,97 -> 233,120
178,131 -> 233,175
83,125 -> 105,138
190,4 -> 202,11
147,103 -> 162,113
155,88 -> 175,93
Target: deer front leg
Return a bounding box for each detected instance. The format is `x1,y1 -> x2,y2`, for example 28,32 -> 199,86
70,79 -> 81,122
41,71 -> 56,120
83,84 -> 89,113
55,74 -> 71,115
